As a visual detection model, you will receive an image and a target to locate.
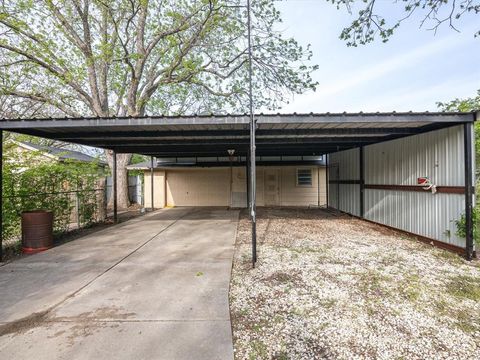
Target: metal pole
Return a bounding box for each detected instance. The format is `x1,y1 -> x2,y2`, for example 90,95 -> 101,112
0,130 -> 3,262
247,0 -> 257,267
325,154 -> 329,208
464,122 -> 474,260
317,167 -> 320,207
150,156 -> 154,212
246,152 -> 250,208
112,151 -> 118,223
359,146 -> 365,218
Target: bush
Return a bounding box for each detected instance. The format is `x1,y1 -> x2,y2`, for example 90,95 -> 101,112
2,142 -> 104,242
454,206 -> 479,246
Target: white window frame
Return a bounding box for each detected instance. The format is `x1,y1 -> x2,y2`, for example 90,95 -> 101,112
296,168 -> 313,187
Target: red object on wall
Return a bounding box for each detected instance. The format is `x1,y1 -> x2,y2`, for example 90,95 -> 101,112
417,177 -> 428,185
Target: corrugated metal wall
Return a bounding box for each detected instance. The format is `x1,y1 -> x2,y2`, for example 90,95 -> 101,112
328,148 -> 361,216
328,125 -> 470,249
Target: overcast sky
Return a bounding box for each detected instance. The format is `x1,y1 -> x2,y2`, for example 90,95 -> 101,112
270,0 -> 480,113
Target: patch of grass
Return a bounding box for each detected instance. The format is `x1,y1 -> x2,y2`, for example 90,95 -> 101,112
375,251 -> 405,266
273,314 -> 283,323
291,307 -> 304,316
433,298 -> 449,314
272,351 -> 289,360
434,297 -> 480,333
399,273 -> 422,302
252,323 -> 263,333
263,271 -> 301,285
454,309 -> 479,333
235,308 -> 249,318
195,271 -> 204,277
290,246 -> 321,254
434,250 -> 464,264
318,298 -> 337,309
357,270 -> 391,297
445,274 -> 480,301
249,340 -> 268,360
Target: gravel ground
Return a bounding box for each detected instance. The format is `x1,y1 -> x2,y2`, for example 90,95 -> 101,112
229,208 -> 480,360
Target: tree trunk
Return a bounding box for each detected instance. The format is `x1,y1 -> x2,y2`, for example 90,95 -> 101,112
106,152 -> 132,209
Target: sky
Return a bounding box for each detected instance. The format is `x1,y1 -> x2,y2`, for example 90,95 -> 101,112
271,0 -> 480,113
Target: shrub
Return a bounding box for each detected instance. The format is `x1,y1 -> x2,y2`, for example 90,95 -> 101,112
454,207 -> 479,246
2,142 -> 104,242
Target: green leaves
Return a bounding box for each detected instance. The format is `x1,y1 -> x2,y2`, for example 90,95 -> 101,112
330,0 -> 479,47
1,140 -> 105,240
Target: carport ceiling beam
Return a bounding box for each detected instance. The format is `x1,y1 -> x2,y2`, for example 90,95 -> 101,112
111,144 -> 363,152
85,136 -> 387,147
38,127 -> 426,141
123,147 -> 357,157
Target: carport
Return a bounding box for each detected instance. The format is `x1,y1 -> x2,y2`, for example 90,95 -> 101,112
0,111 -> 476,261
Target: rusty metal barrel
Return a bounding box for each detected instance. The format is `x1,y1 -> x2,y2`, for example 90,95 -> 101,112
21,210 -> 54,254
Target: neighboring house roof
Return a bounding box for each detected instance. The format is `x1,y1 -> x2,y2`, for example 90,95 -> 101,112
127,161 -> 155,170
17,141 -> 107,166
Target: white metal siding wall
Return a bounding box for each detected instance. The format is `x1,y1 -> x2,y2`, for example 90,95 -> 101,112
328,148 -> 361,216
364,126 -> 464,186
364,125 -> 466,247
328,125 -> 469,248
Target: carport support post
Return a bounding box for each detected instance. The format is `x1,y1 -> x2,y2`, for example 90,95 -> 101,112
0,130 -> 3,262
112,151 -> 118,223
247,0 -> 257,267
150,156 -> 154,212
464,122 -> 474,260
325,154 -> 329,208
359,146 -> 365,218
246,152 -> 250,208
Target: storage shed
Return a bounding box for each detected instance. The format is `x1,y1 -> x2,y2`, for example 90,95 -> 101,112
0,112 -> 476,260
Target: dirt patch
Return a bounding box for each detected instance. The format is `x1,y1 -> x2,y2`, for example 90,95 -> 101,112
0,310 -> 50,337
0,305 -> 136,348
263,270 -> 303,286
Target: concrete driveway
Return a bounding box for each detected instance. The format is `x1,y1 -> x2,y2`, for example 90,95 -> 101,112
0,207 -> 239,360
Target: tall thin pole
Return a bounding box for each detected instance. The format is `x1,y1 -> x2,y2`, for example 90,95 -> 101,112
246,153 -> 250,208
325,155 -> 329,208
247,0 -> 257,267
0,130 -> 3,262
150,156 -> 154,212
464,122 -> 474,260
359,146 -> 365,218
112,151 -> 118,223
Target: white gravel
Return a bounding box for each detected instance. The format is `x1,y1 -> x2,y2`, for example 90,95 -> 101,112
229,208 -> 480,360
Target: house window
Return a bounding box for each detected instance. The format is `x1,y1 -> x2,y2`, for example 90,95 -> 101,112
296,168 -> 312,186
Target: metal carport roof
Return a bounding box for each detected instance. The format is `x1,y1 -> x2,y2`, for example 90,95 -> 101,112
0,111 -> 477,263
0,112 -> 475,157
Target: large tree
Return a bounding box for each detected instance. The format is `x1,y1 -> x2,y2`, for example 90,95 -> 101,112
329,0 -> 479,46
0,0 -> 317,208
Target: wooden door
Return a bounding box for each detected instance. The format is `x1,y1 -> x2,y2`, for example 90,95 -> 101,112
264,169 -> 279,206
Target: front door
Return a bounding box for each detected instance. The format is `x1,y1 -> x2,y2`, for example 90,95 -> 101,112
264,169 -> 280,206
